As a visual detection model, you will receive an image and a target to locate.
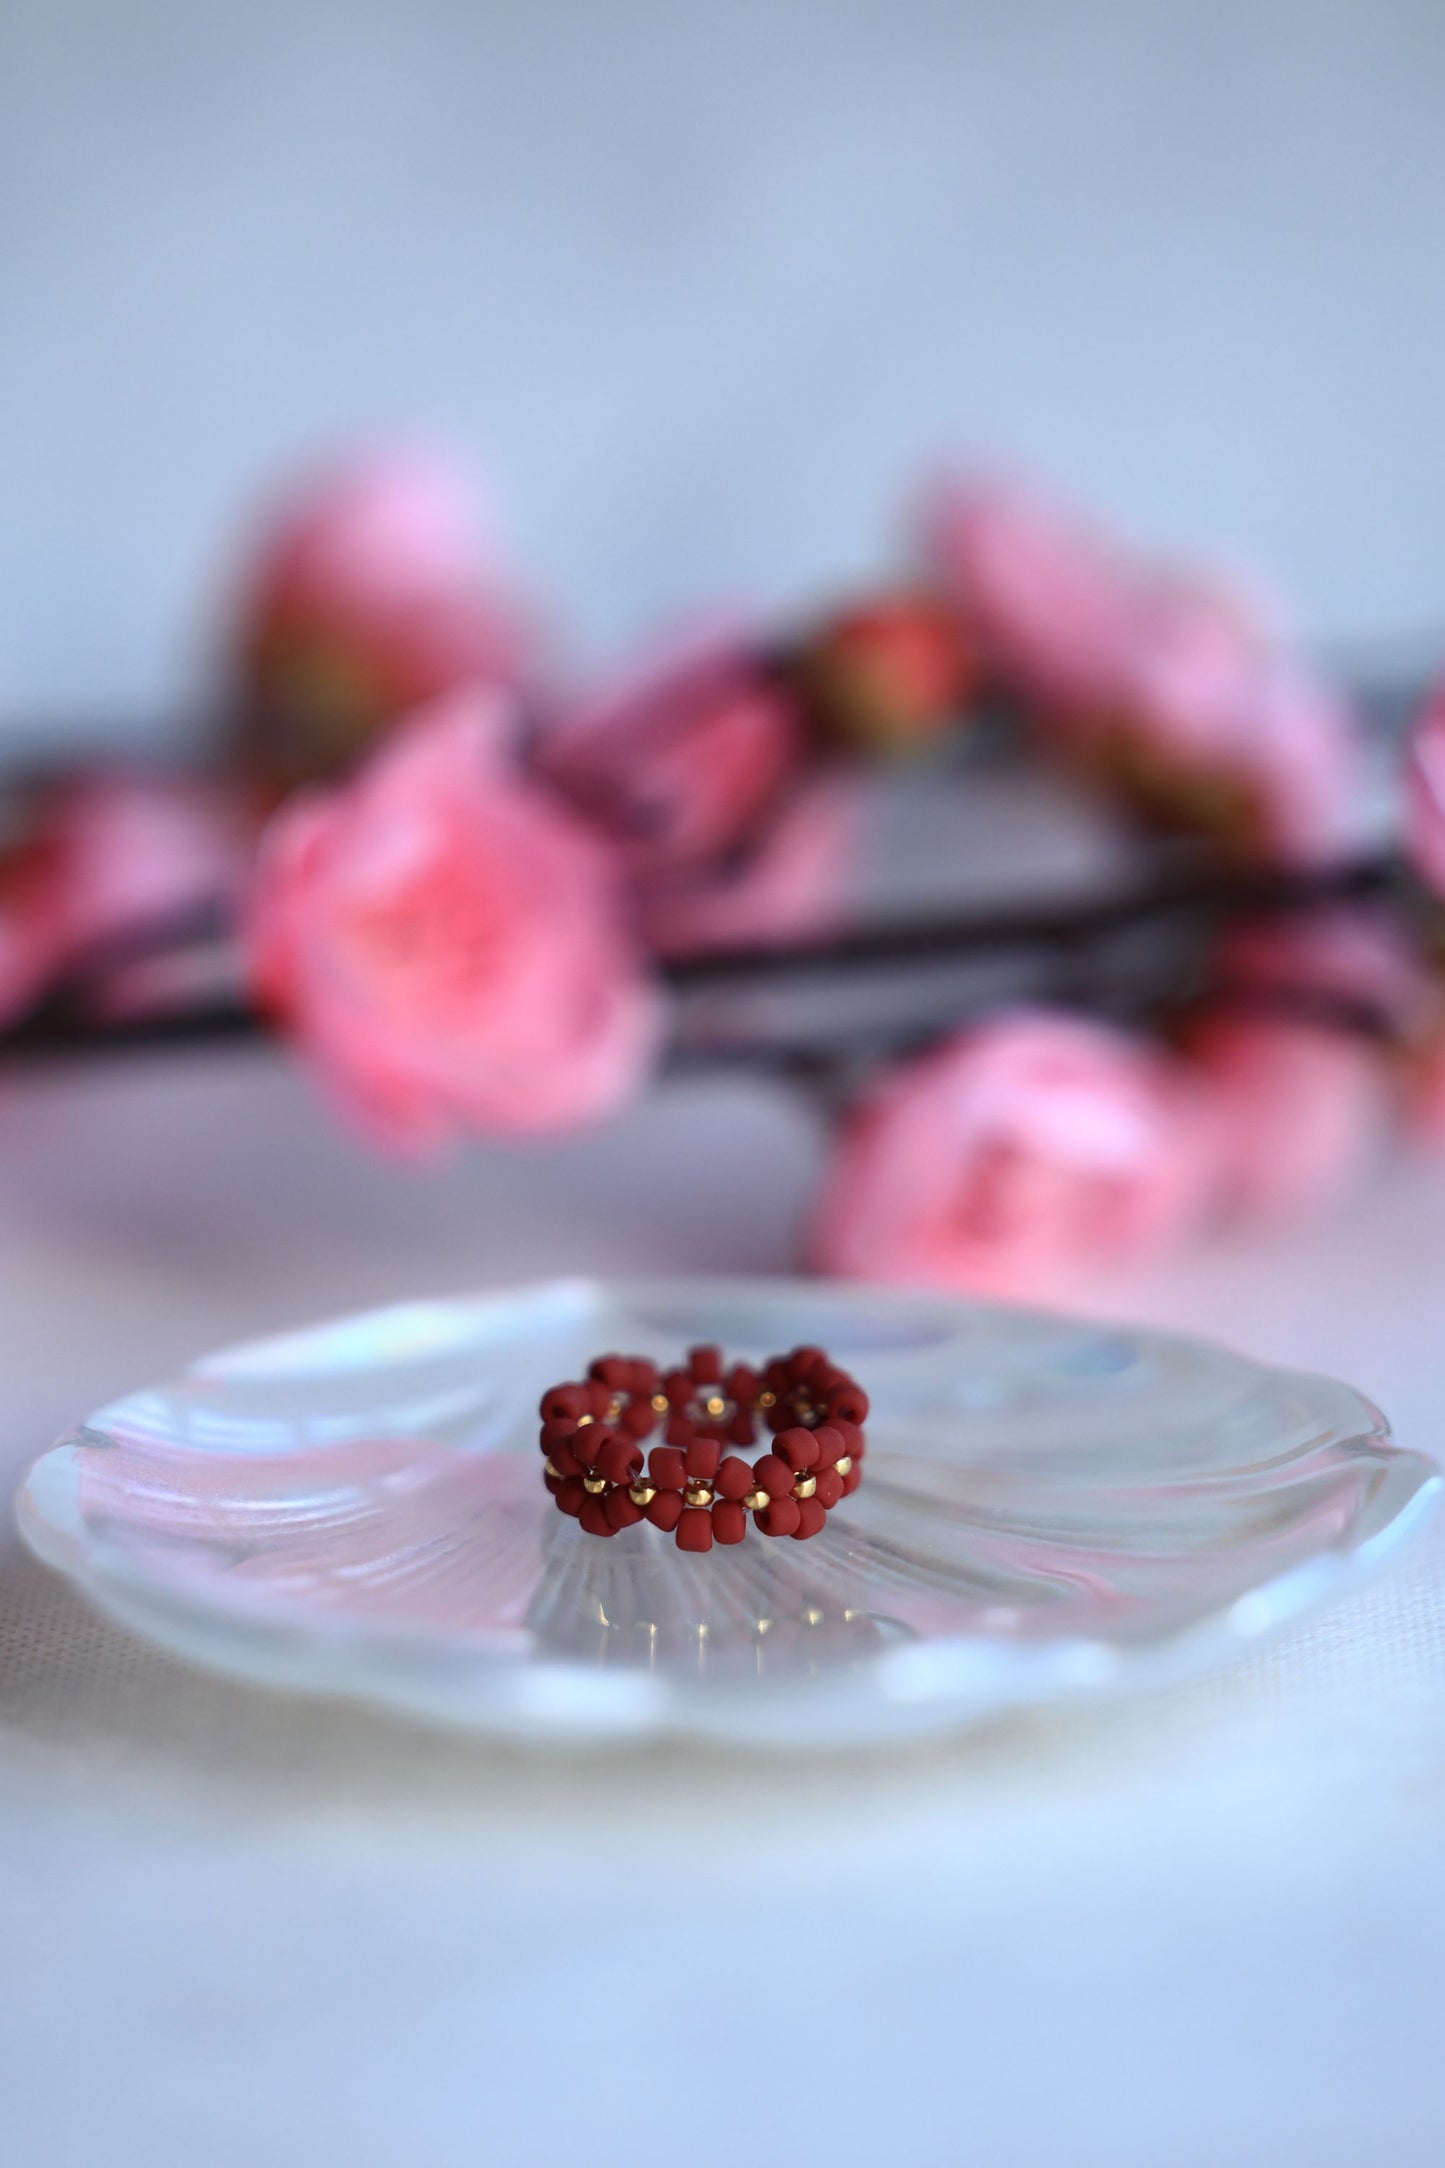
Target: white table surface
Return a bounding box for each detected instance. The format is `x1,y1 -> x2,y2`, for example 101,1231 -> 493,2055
2,1050 -> 1443,2165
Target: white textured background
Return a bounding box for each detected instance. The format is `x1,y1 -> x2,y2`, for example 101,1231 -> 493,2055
2,0 -> 1445,734
5,11 -> 1445,2160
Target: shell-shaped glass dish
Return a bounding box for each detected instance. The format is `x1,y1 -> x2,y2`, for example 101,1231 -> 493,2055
15,1277 -> 1439,1750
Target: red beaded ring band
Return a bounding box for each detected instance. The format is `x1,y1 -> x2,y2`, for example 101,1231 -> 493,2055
538,1343 -> 868,1553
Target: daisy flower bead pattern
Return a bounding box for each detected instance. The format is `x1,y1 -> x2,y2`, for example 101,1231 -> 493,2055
538,1345 -> 867,1551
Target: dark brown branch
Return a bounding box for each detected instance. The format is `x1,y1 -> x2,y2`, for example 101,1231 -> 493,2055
0,850 -> 1405,1072
661,853 -> 1397,985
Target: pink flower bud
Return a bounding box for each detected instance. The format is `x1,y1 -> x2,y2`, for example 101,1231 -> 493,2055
231,448 -> 529,797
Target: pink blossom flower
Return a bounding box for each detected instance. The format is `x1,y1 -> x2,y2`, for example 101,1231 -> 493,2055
0,773 -> 250,1025
232,449 -> 529,795
811,1009 -> 1213,1299
1405,683 -> 1445,899
247,691 -> 661,1153
541,624 -> 858,952
1104,654 -> 1357,869
1115,574 -> 1270,770
541,625 -> 805,876
1226,667 -> 1359,870
922,476 -> 1359,866
35,772 -> 251,960
1179,908 -> 1401,1221
921,478 -> 1136,732
1186,1012 -> 1385,1224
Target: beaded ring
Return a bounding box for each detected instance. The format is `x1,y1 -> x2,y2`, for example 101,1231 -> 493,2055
538,1343 -> 868,1552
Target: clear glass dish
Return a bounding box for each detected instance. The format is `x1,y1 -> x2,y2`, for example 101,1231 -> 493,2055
15,1276 -> 1438,1750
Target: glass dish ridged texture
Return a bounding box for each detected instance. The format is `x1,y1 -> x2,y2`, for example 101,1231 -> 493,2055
15,1277 -> 1438,1749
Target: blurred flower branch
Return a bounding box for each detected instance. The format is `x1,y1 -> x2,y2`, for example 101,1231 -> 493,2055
3,446 -> 1444,1301
0,838 -> 1399,1060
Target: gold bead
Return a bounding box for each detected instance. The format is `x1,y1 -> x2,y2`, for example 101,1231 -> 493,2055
757,1389 -> 776,1410
583,1473 -> 608,1495
651,1392 -> 670,1415
628,1480 -> 656,1508
742,1487 -> 769,1512
575,1412 -> 595,1427
704,1394 -> 727,1419
834,1455 -> 852,1476
792,1473 -> 817,1501
543,1458 -> 562,1482
684,1480 -> 714,1509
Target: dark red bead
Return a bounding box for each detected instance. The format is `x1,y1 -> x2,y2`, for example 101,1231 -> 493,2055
543,1467 -> 562,1495
663,1369 -> 693,1409
588,1355 -> 631,1388
575,1421 -> 609,1464
645,1488 -> 685,1532
775,1426 -> 820,1472
539,1383 -> 587,1423
584,1378 -> 613,1419
546,1435 -> 583,1480
578,1492 -> 615,1538
649,1445 -> 687,1491
752,1452 -> 793,1502
676,1506 -> 714,1553
620,1399 -> 656,1439
595,1432 -> 644,1487
604,1486 -> 644,1532
765,1400 -> 792,1434
813,1466 -> 845,1510
827,1382 -> 869,1424
788,1345 -> 828,1381
727,1411 -> 756,1447
566,1425 -> 599,1472
714,1455 -> 752,1500
665,1413 -> 695,1448
791,1496 -> 827,1540
712,1499 -> 748,1545
727,1363 -> 761,1405
684,1436 -> 721,1482
809,1424 -> 845,1470
555,1476 -> 585,1517
627,1358 -> 660,1398
829,1418 -> 865,1462
688,1344 -> 722,1384
757,1496 -> 802,1539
